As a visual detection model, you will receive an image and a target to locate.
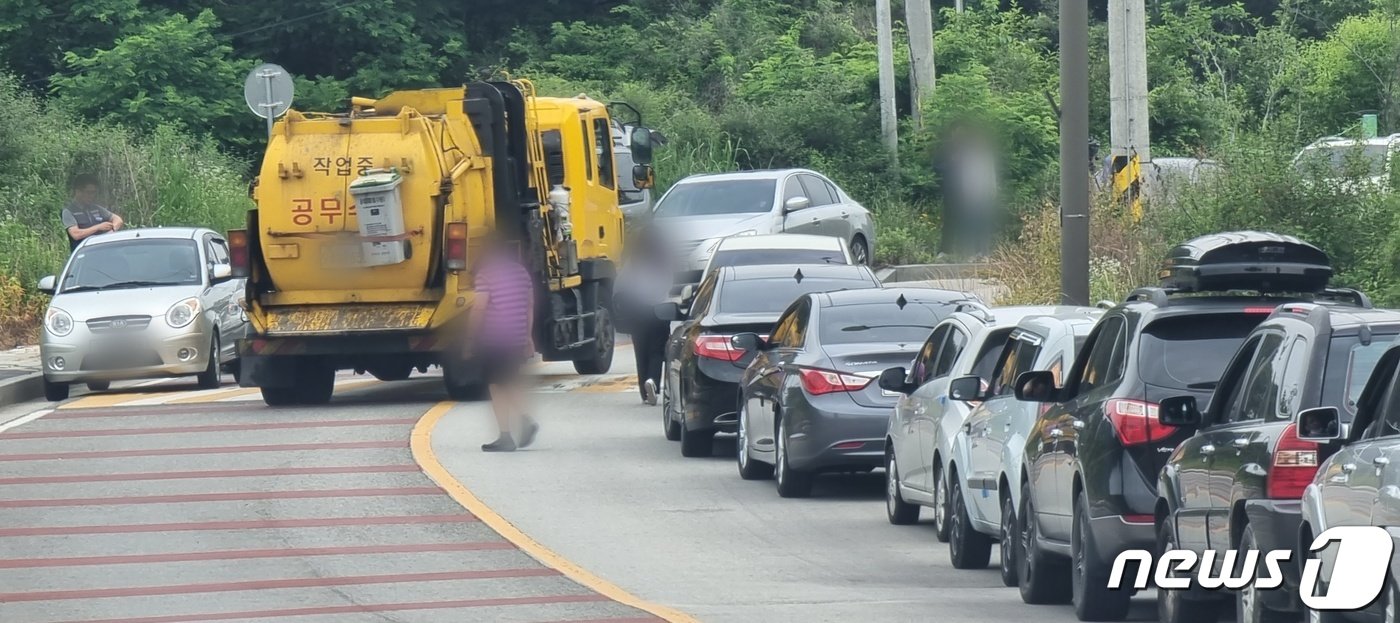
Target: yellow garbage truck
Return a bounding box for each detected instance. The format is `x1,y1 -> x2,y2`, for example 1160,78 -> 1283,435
228,80 -> 656,406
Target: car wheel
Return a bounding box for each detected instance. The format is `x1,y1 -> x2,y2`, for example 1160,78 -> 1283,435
949,477 -> 993,569
1237,524 -> 1290,623
227,359 -> 242,384
85,380 -> 110,392
1071,490 -> 1131,621
1018,480 -> 1071,605
662,373 -> 681,441
1001,493 -> 1020,587
43,378 -> 69,402
737,402 -> 771,480
196,336 -> 222,390
294,361 -> 335,405
679,419 -> 713,458
775,417 -> 813,498
851,236 -> 870,266
886,450 -> 921,525
572,305 -> 615,375
1160,516 -> 1219,623
931,463 -> 951,543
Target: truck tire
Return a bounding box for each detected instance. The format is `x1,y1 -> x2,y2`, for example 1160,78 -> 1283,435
572,305 -> 615,375
442,355 -> 488,401
368,363 -> 413,382
261,386 -> 299,407
295,362 -> 335,405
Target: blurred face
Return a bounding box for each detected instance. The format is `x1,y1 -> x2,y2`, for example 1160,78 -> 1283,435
73,183 -> 99,205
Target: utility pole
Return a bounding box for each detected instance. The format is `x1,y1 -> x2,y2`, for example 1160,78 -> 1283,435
876,0 -> 899,168
955,0 -> 964,12
1108,0 -> 1150,217
1060,0 -> 1090,306
906,0 -> 936,130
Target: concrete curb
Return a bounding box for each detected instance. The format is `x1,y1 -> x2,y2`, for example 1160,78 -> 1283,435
0,372 -> 44,407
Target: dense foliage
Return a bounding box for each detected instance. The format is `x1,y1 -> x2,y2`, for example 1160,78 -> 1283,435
4,0 -> 1400,338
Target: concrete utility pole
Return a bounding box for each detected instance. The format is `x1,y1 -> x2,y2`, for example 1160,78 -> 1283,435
876,0 -> 899,168
1108,0 -> 1151,164
905,0 -> 937,130
1060,0 -> 1091,306
955,0 -> 964,12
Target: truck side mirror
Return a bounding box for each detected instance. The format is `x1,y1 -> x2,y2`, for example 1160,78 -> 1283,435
632,164 -> 655,190
1158,395 -> 1202,427
630,127 -> 654,164
1297,406 -> 1343,442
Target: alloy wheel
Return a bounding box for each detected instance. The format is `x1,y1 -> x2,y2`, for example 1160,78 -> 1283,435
776,421 -> 787,485
886,454 -> 899,515
738,405 -> 750,470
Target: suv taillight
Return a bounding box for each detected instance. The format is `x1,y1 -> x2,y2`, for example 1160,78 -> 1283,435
1266,423 -> 1319,499
798,367 -> 873,395
228,229 -> 249,278
446,222 -> 467,271
1105,399 -> 1173,446
695,335 -> 742,361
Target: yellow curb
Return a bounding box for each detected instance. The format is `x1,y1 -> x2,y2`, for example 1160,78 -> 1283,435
411,401 -> 700,623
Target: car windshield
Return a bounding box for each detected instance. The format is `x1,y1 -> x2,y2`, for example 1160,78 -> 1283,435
716,277 -> 870,315
63,238 -> 203,292
654,179 -> 776,217
1138,314 -> 1263,390
1297,144 -> 1390,177
1322,334 -> 1397,414
819,303 -> 947,345
708,249 -> 846,274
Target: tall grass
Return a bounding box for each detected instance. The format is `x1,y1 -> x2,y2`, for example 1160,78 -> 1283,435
0,75 -> 253,347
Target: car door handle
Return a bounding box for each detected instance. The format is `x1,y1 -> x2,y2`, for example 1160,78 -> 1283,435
1231,437 -> 1250,449
1376,456 -> 1391,468
1200,444 -> 1216,456
962,421 -> 972,432
1342,463 -> 1358,474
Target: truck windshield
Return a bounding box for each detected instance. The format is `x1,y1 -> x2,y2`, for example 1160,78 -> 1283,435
654,179 -> 776,217
63,238 -> 203,292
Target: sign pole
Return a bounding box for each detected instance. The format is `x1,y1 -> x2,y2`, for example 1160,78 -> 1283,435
262,69 -> 277,138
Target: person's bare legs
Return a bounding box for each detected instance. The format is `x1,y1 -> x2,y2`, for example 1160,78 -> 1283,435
482,382 -> 518,452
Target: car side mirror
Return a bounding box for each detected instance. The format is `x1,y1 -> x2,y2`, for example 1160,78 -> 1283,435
1297,406 -> 1344,443
653,302 -> 684,322
783,196 -> 811,214
879,367 -> 913,395
211,263 -> 233,283
632,163 -> 655,190
37,275 -> 56,294
679,284 -> 695,303
731,332 -> 765,352
629,127 -> 654,164
1013,370 -> 1059,403
948,375 -> 986,402
1158,395 -> 1202,427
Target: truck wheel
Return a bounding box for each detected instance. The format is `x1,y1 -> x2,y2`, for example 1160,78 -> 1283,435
295,362 -> 335,405
260,386 -> 299,407
442,356 -> 487,401
572,305 -> 615,375
368,363 -> 413,382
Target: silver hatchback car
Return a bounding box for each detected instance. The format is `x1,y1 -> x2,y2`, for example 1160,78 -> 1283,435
37,227 -> 247,401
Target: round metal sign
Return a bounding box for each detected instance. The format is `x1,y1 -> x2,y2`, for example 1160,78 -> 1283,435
243,63 -> 294,119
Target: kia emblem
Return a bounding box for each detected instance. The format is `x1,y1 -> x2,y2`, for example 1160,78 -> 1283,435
111,319 -> 126,328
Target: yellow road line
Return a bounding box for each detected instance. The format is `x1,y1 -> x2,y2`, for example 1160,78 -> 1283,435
58,391 -> 161,410
411,402 -> 699,623
166,386 -> 262,404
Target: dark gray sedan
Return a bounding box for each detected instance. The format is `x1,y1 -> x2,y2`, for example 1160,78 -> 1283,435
734,287 -> 977,497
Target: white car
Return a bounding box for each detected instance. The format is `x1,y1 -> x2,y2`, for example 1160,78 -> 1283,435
939,309 -> 1100,582
1295,133 -> 1400,192
881,305 -> 1092,545
652,169 -> 876,295
700,233 -> 850,284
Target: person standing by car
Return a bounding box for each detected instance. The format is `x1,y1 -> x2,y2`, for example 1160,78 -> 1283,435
614,225 -> 674,405
467,233 -> 540,453
62,174 -> 123,251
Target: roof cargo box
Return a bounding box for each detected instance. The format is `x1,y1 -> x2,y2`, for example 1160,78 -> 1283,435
1159,231 -> 1332,293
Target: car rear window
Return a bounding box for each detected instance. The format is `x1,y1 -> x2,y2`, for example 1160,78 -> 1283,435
654,179 -> 776,217
1137,314 -> 1263,390
716,278 -> 871,315
818,303 -> 947,345
1322,334 -> 1397,414
709,249 -> 846,272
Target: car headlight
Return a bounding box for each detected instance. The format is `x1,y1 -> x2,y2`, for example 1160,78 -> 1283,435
45,308 -> 73,337
166,297 -> 202,328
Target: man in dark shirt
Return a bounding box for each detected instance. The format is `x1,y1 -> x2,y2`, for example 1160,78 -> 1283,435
62,174 -> 123,251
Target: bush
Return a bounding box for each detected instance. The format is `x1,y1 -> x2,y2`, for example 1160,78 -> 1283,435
0,74 -> 253,344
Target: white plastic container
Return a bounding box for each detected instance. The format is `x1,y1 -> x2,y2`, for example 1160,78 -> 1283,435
349,170 -> 408,266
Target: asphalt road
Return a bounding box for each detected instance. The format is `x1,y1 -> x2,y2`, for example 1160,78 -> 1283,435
1,345 -> 1162,623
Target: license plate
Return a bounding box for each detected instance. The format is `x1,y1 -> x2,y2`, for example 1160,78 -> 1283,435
320,243 -> 363,268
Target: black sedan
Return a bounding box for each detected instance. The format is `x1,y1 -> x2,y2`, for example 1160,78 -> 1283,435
734,287 -> 976,497
657,264 -> 883,457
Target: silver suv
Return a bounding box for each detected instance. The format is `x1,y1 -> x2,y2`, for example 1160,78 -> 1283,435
37,227 -> 247,400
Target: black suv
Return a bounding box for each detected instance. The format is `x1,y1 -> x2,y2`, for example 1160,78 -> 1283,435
1154,301 -> 1393,623
1010,232 -> 1348,621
